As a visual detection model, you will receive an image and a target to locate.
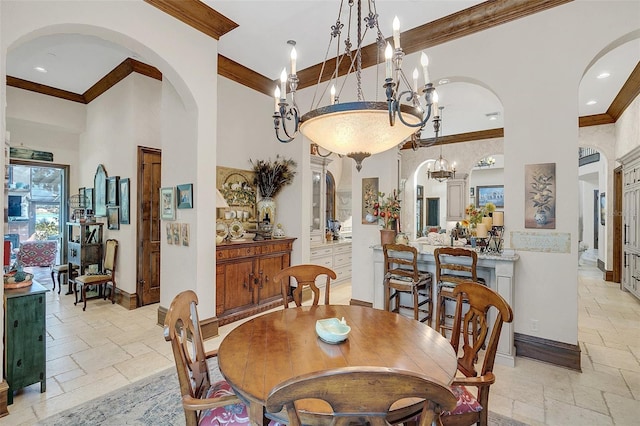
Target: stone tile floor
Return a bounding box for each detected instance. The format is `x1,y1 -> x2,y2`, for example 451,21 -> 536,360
1,265 -> 638,425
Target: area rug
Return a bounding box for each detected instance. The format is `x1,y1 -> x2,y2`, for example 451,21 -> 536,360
38,360 -> 529,425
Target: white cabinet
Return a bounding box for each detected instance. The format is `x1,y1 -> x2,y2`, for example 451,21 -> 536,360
310,156 -> 332,244
310,241 -> 352,285
446,178 -> 467,221
621,146 -> 640,300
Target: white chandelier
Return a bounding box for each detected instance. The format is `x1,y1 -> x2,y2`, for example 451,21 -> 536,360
272,0 -> 440,171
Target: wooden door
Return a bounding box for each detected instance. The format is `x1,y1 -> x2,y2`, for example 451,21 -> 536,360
613,166 -> 622,283
137,147 -> 162,306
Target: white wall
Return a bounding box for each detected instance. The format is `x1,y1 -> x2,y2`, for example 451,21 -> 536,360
80,73 -> 162,296
383,2 -> 639,346
1,0 -> 221,323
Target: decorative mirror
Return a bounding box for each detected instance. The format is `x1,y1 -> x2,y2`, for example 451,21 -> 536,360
93,164 -> 108,217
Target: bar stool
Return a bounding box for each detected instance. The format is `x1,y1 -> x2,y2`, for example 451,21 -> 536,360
383,244 -> 432,324
434,247 -> 485,338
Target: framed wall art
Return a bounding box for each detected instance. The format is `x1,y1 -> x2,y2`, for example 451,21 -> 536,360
600,192 -> 606,226
107,206 -> 120,230
216,166 -> 256,222
94,164 -> 108,217
107,176 -> 120,206
160,187 -> 176,220
120,178 -> 130,224
476,185 -> 504,208
85,188 -> 94,212
177,183 -> 193,209
525,162 -> 556,229
362,177 -> 379,224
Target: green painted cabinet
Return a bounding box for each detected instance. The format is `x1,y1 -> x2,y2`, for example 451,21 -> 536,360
4,281 -> 47,404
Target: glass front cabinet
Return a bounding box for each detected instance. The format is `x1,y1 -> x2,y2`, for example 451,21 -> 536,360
310,156 -> 332,243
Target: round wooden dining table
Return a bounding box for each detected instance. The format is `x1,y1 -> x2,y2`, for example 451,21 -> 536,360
217,305 -> 457,425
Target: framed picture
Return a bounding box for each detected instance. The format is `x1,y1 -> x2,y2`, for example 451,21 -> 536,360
120,178 -> 130,224
362,177 -> 379,224
79,187 -> 86,208
166,223 -> 173,244
524,163 -> 556,229
160,187 -> 176,220
600,192 -> 606,226
470,187 -> 475,197
476,185 -> 504,208
94,164 -> 108,217
177,183 -> 193,209
181,223 -> 190,246
85,188 -> 94,212
107,206 -> 120,230
107,176 -> 120,206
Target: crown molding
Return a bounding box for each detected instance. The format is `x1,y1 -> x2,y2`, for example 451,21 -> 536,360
7,58 -> 162,104
143,0 -> 238,40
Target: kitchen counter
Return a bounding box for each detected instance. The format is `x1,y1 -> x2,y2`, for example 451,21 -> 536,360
372,243 -> 519,366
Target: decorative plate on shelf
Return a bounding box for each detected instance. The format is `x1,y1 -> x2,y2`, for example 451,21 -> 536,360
229,220 -> 245,239
216,221 -> 229,240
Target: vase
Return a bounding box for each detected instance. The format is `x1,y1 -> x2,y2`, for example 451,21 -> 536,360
257,196 -> 276,224
380,229 -> 397,246
395,232 -> 409,245
534,210 -> 548,225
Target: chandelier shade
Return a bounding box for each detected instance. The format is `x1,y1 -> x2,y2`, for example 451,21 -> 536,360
300,101 -> 421,170
272,0 -> 441,170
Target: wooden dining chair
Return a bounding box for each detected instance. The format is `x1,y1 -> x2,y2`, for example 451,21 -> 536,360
383,244 -> 432,323
266,366 -> 457,426
440,281 -> 513,426
164,290 -> 251,426
73,239 -> 118,311
273,264 -> 337,308
433,247 -> 485,337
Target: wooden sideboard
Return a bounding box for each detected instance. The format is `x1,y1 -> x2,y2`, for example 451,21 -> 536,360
216,238 -> 295,325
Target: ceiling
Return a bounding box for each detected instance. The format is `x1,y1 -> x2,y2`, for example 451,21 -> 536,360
5,1 -> 640,138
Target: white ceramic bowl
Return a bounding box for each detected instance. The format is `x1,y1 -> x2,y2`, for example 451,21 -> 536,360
315,318 -> 351,344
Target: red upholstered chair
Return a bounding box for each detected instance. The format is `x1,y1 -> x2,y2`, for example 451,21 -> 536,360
17,240 -> 57,268
164,290 -> 251,426
440,281 -> 513,426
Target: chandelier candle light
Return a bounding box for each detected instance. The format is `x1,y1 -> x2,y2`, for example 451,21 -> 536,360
272,0 -> 441,171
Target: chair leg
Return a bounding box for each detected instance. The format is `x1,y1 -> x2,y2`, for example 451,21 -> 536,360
74,281 -> 79,305
82,284 -> 88,311
50,270 -> 56,293
413,290 -> 419,321
111,280 -> 116,304
384,280 -> 390,313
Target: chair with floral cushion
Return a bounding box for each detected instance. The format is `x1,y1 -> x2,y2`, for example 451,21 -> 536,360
164,290 -> 250,426
440,281 -> 513,426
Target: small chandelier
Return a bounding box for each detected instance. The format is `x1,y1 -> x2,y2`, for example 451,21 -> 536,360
427,106 -> 455,182
272,0 -> 439,171
476,156 -> 496,168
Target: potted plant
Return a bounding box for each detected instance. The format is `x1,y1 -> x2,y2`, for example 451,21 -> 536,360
373,190 -> 401,244
250,156 -> 297,225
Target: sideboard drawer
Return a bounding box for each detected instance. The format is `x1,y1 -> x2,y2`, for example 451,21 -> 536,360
310,247 -> 332,258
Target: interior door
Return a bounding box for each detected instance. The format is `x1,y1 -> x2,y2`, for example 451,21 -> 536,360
137,147 -> 161,306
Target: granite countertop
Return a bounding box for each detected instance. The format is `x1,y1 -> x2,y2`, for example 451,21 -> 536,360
311,239 -> 352,248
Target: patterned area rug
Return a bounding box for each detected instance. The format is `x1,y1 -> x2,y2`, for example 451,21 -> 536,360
39,360 -> 529,425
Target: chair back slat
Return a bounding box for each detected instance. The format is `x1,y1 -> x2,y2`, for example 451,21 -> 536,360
266,366 -> 457,426
273,264 -> 337,308
383,244 -> 420,281
434,247 -> 478,284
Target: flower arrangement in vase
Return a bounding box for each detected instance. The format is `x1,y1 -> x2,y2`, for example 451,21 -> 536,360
463,202 -> 496,235
373,190 -> 401,230
250,156 -> 297,226
373,190 -> 401,245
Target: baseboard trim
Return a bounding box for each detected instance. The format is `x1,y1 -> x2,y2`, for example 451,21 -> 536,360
157,305 -> 219,340
349,298 -> 373,308
115,287 -> 137,310
514,332 -> 581,371
604,270 -> 613,282
0,380 -> 8,418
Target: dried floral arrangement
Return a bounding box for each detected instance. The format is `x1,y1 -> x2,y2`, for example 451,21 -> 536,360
250,156 -> 297,198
